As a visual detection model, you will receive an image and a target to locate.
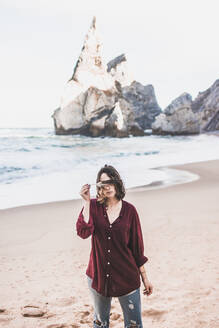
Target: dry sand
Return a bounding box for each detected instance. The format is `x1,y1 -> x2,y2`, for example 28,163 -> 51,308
0,159 -> 218,328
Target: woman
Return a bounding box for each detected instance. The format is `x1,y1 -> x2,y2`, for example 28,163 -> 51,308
76,164 -> 153,328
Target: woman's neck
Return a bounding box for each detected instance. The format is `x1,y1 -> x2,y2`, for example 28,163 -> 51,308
106,197 -> 120,207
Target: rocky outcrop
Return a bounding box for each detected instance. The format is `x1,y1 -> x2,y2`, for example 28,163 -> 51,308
152,93 -> 201,135
52,86 -> 116,136
193,79 -> 219,132
152,80 -> 219,135
59,16 -> 114,110
107,54 -> 134,87
52,17 -> 161,137
52,16 -> 218,137
121,81 -> 161,130
164,93 -> 192,116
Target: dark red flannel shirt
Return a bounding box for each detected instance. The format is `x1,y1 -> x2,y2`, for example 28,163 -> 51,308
76,198 -> 148,297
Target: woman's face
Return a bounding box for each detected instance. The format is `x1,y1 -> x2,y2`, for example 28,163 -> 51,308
99,173 -> 116,199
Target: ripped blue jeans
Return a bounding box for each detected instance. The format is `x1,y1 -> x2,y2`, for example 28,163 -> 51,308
87,275 -> 143,328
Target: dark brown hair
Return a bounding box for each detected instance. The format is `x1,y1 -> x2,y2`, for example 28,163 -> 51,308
96,164 -> 126,204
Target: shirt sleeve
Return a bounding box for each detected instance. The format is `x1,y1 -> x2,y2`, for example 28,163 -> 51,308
128,206 -> 148,267
76,201 -> 94,239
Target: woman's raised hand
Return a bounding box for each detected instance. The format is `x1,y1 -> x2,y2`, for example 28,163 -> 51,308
79,184 -> 91,202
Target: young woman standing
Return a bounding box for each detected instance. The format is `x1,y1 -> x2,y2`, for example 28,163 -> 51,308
76,164 -> 153,328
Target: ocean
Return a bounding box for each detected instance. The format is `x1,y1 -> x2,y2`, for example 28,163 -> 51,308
0,127 -> 219,210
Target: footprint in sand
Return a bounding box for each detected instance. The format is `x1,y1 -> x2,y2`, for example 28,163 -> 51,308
0,309 -> 6,313
110,312 -> 121,320
21,305 -> 46,317
0,316 -> 12,325
59,260 -> 65,264
43,312 -> 56,319
76,310 -> 91,324
84,304 -> 93,312
50,296 -> 77,307
142,308 -> 167,321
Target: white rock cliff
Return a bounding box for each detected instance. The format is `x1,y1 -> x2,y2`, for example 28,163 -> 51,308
52,16 -> 161,137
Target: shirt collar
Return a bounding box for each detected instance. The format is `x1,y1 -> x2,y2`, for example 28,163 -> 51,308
103,199 -> 125,217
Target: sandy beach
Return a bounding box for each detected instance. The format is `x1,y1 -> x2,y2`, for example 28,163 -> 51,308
0,159 -> 218,328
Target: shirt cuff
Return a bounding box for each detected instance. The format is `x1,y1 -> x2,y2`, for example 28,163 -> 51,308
136,255 -> 148,268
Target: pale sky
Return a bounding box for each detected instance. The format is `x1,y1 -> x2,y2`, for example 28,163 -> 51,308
0,0 -> 218,128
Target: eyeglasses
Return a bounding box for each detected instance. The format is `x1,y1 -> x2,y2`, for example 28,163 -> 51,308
90,180 -> 116,189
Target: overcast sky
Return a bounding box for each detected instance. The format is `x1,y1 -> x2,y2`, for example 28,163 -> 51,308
0,0 -> 218,128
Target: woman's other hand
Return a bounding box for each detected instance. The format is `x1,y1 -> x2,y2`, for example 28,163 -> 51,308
142,277 -> 153,296
79,184 -> 91,202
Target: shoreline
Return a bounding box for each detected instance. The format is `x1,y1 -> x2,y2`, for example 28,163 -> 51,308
1,158 -> 213,212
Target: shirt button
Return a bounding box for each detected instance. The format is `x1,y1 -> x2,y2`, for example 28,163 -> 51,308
107,262 -> 110,265
108,249 -> 110,252
108,236 -> 111,239
106,274 -> 109,277
109,225 -> 112,228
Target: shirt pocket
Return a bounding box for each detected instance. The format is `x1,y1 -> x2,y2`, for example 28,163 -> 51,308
113,220 -> 130,243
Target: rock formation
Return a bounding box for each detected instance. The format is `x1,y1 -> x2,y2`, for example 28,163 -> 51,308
52,16 -> 161,137
192,79 -> 219,132
107,54 -> 134,87
152,93 -> 201,135
52,16 -> 218,137
121,81 -> 161,130
152,80 -> 219,135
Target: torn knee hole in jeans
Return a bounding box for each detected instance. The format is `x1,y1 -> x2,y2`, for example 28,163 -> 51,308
128,299 -> 135,310
94,319 -> 107,327
94,319 -> 101,326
